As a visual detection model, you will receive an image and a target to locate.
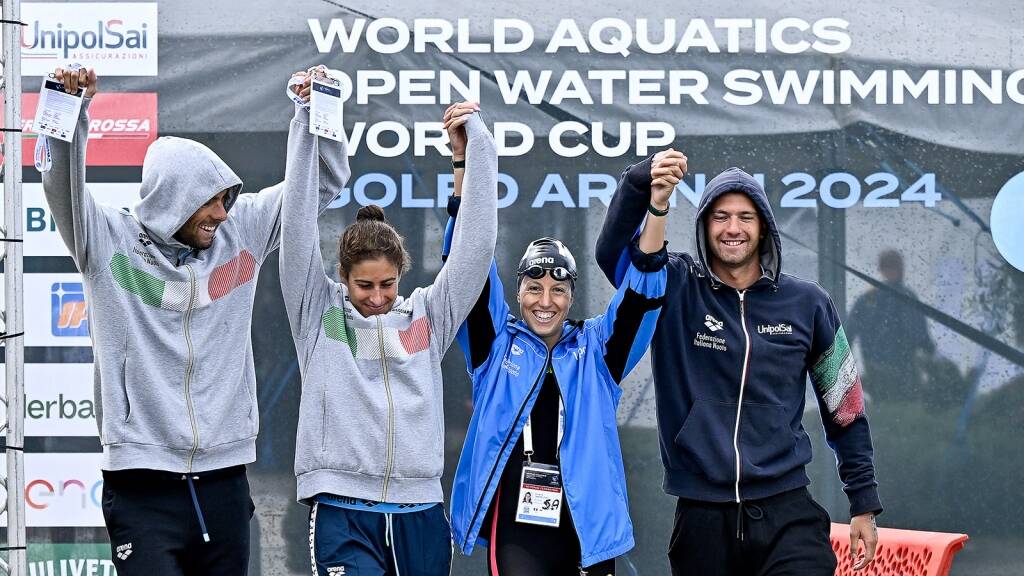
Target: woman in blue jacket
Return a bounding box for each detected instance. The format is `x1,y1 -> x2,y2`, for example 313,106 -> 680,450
442,118 -> 682,574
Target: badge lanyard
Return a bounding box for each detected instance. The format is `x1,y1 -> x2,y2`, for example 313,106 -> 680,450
522,396 -> 564,465
515,377 -> 566,528
33,67 -> 85,173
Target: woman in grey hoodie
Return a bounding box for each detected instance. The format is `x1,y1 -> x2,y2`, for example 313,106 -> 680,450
279,83 -> 498,576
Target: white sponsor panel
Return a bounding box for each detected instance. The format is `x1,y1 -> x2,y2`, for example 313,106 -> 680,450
8,183 -> 141,257
19,2 -> 158,76
0,453 -> 105,527
0,364 -> 97,436
0,273 -> 93,347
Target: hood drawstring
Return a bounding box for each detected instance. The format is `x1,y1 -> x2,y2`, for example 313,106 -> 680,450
185,475 -> 211,542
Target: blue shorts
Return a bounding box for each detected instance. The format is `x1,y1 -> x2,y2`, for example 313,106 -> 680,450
309,500 -> 452,576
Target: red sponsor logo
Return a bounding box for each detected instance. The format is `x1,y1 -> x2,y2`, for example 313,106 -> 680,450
13,92 -> 157,166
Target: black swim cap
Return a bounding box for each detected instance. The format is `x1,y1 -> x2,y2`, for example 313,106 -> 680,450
517,237 -> 578,283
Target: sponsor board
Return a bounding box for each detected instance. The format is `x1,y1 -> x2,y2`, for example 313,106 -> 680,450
0,364 -> 97,437
20,3 -> 158,76
0,453 -> 105,527
16,93 -> 158,166
0,183 -> 140,257
0,273 -> 93,347
28,543 -> 117,576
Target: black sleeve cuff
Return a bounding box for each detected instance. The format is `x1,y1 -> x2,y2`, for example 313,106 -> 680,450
848,485 -> 883,518
628,238 -> 669,272
446,194 -> 462,217
624,154 -> 656,191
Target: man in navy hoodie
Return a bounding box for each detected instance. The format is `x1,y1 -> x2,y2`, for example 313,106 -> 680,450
596,153 -> 881,575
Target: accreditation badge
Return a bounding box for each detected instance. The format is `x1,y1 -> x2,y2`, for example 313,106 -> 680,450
309,71 -> 344,142
515,462 -> 563,527
34,76 -> 84,143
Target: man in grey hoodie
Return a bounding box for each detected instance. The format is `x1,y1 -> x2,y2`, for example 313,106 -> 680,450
44,66 -> 347,575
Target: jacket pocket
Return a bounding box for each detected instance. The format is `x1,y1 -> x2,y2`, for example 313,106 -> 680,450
121,356 -> 132,423
391,377 -> 445,480
739,402 -> 793,481
315,383 -> 389,477
673,398 -> 739,485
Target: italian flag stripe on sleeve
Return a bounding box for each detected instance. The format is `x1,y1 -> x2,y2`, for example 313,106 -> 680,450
811,326 -> 865,427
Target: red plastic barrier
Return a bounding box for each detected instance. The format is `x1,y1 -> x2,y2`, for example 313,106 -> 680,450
831,523 -> 968,576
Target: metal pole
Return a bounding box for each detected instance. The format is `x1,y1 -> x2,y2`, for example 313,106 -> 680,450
2,0 -> 27,572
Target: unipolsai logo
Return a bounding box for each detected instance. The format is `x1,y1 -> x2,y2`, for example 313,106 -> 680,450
51,282 -> 90,337
21,17 -> 150,61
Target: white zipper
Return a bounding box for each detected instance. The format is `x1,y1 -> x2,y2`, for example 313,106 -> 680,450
184,264 -> 200,472
732,289 -> 751,504
377,315 -> 395,501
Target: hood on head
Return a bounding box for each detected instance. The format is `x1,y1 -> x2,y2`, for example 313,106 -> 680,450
695,167 -> 782,285
134,137 -> 242,248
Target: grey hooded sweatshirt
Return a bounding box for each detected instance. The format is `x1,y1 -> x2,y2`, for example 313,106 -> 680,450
41,99 -> 347,473
281,113 -> 497,504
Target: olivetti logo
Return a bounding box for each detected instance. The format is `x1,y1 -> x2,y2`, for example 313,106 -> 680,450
51,282 -> 90,337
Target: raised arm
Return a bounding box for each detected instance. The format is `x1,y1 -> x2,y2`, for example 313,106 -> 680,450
279,70 -> 352,340
425,111 -> 498,354
40,67 -> 112,275
232,67 -> 350,262
440,103 -> 508,372
596,153 -> 682,383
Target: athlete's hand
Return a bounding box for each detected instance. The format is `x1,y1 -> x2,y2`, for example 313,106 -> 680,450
289,64 -> 329,103
444,102 -> 479,162
850,513 -> 878,570
55,66 -> 98,98
650,148 -> 687,208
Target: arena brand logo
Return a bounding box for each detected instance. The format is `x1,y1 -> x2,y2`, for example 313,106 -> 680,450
704,314 -> 724,332
21,19 -> 150,60
51,282 -> 90,337
511,343 -> 524,356
25,477 -> 103,510
116,543 -> 133,561
528,257 -> 554,266
758,322 -> 793,336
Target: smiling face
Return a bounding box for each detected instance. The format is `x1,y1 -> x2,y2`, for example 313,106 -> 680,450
175,189 -> 229,249
705,192 -> 763,273
344,256 -> 400,317
518,273 -> 573,349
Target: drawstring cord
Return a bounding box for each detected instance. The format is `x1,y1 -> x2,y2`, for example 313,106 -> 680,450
185,475 -> 211,543
385,512 -> 401,576
735,501 -> 765,541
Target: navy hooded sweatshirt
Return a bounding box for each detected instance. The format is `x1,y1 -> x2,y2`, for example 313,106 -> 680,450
595,159 -> 882,518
